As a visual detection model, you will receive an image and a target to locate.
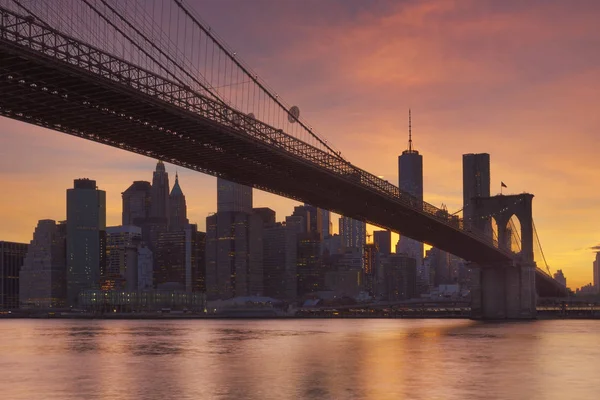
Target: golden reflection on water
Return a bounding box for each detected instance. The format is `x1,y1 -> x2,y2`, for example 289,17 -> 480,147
1,319 -> 600,400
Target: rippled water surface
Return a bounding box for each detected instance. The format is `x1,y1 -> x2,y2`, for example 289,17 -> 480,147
1,319 -> 599,399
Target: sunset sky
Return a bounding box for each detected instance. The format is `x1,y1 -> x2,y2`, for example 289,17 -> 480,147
1,0 -> 599,289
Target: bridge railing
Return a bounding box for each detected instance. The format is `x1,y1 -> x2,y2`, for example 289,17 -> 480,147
0,6 -> 507,256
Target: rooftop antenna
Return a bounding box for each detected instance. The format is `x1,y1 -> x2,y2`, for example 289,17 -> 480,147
408,109 -> 413,152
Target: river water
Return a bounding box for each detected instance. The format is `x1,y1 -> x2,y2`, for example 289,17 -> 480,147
1,319 -> 599,400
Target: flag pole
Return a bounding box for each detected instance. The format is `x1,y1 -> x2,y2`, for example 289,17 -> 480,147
500,182 -> 503,195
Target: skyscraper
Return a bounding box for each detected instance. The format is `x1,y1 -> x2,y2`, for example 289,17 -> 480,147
150,161 -> 170,222
263,222 -> 298,300
121,181 -> 151,226
553,269 -> 567,287
463,153 -> 491,230
168,173 -> 189,232
217,178 -> 252,214
373,230 -> 392,255
156,224 -> 205,292
104,226 -> 142,290
206,179 -> 262,299
19,220 -> 67,308
339,217 -> 366,250
293,205 -> 324,239
66,178 -> 106,306
397,110 -> 424,268
322,209 -> 332,239
0,241 -> 28,310
593,253 -> 600,293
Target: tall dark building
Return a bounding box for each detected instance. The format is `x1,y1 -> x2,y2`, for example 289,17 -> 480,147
294,204 -> 324,239
263,222 -> 297,300
397,110 -> 424,268
0,241 -> 28,310
150,161 -> 170,222
121,181 -> 151,226
104,226 -> 142,290
168,173 -> 189,232
322,209 -> 332,239
339,217 -> 366,250
378,254 -> 417,301
205,212 -> 263,299
217,178 -> 252,213
19,220 -> 67,308
373,230 -> 392,256
156,224 -> 205,292
463,153 -> 491,229
297,231 -> 323,296
206,180 -> 262,299
66,179 -> 106,306
253,207 -> 276,227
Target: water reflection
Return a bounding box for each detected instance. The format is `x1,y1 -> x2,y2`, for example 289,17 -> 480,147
1,319 -> 600,400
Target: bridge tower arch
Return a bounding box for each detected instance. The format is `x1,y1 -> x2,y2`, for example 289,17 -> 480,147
470,194 -> 537,319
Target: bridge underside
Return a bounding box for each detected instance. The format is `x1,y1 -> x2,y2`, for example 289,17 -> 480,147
0,37 -> 511,265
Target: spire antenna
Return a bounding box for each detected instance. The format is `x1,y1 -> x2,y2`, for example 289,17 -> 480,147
408,109 -> 412,152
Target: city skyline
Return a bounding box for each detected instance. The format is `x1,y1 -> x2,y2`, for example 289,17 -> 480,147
1,0 -> 600,289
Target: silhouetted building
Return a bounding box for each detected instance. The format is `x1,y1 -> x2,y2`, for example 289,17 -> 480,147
168,173 -> 188,232
427,247 -> 452,287
554,269 -> 567,287
206,181 -> 263,299
594,253 -> 600,293
0,241 -> 28,310
463,153 -> 490,230
137,243 -> 154,290
323,233 -> 343,256
322,209 -> 332,239
378,254 -> 417,301
66,178 -> 106,306
398,110 -> 424,270
373,230 -> 392,255
156,224 -> 205,292
205,212 -> 263,299
339,217 -> 366,250
263,222 -> 298,300
121,181 -> 151,226
150,161 -> 170,223
297,231 -> 322,296
295,204 -> 324,239
253,207 -> 276,227
19,220 -> 67,308
363,242 -> 378,295
104,226 -> 142,290
217,178 -> 252,213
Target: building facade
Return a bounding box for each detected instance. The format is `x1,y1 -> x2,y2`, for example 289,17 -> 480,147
66,178 -> 106,306
373,230 -> 392,256
594,253 -> 600,293
156,224 -> 205,292
121,180 -> 151,226
378,254 -> 417,301
463,153 -> 491,230
105,226 -> 142,290
339,217 -> 366,250
0,241 -> 28,310
217,178 -> 252,213
19,220 -> 67,308
263,222 -> 298,300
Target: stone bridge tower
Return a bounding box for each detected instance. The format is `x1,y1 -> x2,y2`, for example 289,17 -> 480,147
470,194 -> 537,319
